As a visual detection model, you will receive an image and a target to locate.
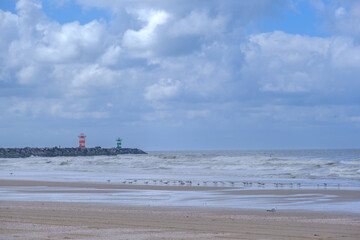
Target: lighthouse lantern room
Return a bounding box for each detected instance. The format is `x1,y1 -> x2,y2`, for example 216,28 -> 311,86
78,133 -> 86,148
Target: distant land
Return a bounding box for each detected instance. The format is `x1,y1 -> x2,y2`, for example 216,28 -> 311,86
0,147 -> 147,158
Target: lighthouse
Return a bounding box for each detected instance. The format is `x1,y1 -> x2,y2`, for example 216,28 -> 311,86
78,133 -> 86,148
116,137 -> 122,149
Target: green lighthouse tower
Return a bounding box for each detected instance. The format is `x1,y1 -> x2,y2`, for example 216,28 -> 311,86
116,138 -> 122,149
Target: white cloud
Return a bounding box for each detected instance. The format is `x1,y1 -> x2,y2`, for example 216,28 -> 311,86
168,11 -> 225,37
16,0 -> 42,18
317,1 -> 360,40
242,31 -> 325,93
122,9 -> 169,55
34,20 -> 106,63
16,64 -> 40,84
70,64 -> 117,88
241,30 -> 360,99
49,63 -> 121,98
0,10 -> 19,52
100,45 -> 122,66
335,7 -> 346,18
244,31 -> 330,63
0,1 -> 116,98
50,105 -> 110,119
8,98 -> 110,119
260,72 -> 310,93
329,37 -> 360,69
144,79 -> 182,101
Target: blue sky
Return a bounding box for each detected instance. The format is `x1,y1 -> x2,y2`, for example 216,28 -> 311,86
0,0 -> 360,150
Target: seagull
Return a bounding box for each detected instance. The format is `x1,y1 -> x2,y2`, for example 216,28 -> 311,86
266,208 -> 276,213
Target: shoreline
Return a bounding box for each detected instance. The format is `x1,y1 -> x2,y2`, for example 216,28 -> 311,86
1,178 -> 359,195
1,179 -> 360,214
1,200 -> 360,240
1,179 -> 360,239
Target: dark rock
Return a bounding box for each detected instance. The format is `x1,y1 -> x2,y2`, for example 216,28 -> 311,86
0,147 -> 147,158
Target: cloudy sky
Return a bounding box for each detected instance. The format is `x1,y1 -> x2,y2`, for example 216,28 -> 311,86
0,0 -> 359,150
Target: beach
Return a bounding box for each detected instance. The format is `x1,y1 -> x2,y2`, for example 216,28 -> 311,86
1,201 -> 360,240
1,150 -> 360,239
1,179 -> 360,240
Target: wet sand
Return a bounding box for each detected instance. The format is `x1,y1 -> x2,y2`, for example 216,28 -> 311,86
1,179 -> 360,239
1,179 -> 359,209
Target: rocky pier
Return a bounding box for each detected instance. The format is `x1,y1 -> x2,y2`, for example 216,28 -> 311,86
0,147 -> 147,158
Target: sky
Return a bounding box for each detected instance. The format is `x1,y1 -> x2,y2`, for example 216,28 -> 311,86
0,0 -> 359,150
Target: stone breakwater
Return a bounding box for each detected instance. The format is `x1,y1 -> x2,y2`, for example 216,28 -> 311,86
0,147 -> 147,158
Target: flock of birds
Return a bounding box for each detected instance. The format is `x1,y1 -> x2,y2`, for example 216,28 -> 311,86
8,171 -> 337,189
106,178 -> 336,189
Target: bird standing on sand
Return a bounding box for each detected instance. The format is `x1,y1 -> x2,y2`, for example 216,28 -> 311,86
266,208 -> 276,213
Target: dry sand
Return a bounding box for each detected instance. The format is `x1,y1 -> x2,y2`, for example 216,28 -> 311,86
1,179 -> 360,239
1,201 -> 360,240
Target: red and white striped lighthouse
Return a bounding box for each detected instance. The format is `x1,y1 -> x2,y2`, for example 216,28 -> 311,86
78,133 -> 86,148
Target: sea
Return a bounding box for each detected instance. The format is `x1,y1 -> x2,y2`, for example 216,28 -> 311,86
1,149 -> 360,212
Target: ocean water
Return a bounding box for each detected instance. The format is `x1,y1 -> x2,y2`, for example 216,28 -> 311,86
1,149 -> 360,211
1,149 -> 359,188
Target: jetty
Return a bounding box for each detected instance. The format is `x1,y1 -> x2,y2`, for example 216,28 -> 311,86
0,147 -> 147,158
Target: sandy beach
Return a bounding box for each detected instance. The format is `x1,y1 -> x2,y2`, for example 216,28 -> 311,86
1,179 -> 360,239
1,201 -> 360,240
